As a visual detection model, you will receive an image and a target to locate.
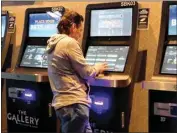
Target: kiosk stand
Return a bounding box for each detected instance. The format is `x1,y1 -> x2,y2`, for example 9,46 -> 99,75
1,10 -> 16,133
82,2 -> 139,132
143,1 -> 177,132
1,11 -> 16,72
2,7 -> 65,132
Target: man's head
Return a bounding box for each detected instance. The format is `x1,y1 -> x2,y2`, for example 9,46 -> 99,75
57,10 -> 84,40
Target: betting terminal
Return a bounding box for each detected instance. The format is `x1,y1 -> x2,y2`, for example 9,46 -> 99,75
143,1 -> 177,132
2,7 -> 65,132
82,1 -> 139,132
1,11 -> 15,72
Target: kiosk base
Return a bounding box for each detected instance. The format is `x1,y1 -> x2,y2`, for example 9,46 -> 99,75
89,86 -> 133,132
2,44 -> 13,89
149,90 -> 177,132
6,79 -> 56,132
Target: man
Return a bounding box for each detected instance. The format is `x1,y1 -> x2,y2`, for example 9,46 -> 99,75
46,10 -> 108,133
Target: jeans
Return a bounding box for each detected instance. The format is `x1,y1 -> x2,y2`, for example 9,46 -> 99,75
56,104 -> 93,133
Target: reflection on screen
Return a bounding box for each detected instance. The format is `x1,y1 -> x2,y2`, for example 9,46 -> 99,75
1,16 -> 7,38
85,46 -> 129,72
90,8 -> 132,37
168,5 -> 177,35
20,45 -> 48,68
29,13 -> 61,37
161,46 -> 177,74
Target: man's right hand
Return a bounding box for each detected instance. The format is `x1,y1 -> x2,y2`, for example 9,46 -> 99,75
95,62 -> 109,74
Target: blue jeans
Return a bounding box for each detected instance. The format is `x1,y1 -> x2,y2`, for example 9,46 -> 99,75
56,104 -> 93,133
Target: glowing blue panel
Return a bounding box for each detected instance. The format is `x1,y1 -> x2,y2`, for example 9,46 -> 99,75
168,5 -> 177,35
90,94 -> 110,114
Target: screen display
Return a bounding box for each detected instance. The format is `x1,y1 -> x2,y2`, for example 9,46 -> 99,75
85,46 -> 129,72
29,13 -> 60,37
90,8 -> 132,37
161,46 -> 177,74
20,45 -> 48,68
168,5 -> 177,35
1,16 -> 7,38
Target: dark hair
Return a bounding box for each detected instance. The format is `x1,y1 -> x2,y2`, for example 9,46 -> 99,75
57,10 -> 84,35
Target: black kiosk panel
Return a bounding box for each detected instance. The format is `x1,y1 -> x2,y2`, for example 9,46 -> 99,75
1,11 -> 15,72
17,12 -> 60,70
2,7 -> 65,133
142,1 -> 177,132
83,2 -> 138,132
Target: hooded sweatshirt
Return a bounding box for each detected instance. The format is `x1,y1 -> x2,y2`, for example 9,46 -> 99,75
46,34 -> 99,110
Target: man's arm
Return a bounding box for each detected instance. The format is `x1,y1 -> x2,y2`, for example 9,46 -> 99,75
67,39 -> 100,79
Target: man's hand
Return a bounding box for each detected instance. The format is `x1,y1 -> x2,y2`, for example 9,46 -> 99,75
95,62 -> 109,74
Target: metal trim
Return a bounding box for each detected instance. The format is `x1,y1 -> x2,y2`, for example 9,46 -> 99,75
89,75 -> 131,88
142,79 -> 177,92
1,72 -> 48,82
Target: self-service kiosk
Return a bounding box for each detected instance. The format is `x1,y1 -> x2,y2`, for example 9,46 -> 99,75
2,7 -> 65,132
1,11 -> 15,72
143,1 -> 177,132
82,2 -> 138,132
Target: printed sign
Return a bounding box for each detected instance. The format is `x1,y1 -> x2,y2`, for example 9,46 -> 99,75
121,1 -> 136,7
8,16 -> 16,33
51,6 -> 65,13
138,8 -> 150,30
7,110 -> 39,128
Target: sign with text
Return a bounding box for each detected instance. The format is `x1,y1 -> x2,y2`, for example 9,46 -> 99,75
7,110 -> 39,128
138,8 -> 150,30
8,16 -> 16,33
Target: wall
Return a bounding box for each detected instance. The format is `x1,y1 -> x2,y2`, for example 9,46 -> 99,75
2,1 -> 162,132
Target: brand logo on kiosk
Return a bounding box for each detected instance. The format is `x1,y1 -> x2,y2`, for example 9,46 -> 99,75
51,6 -> 65,12
121,1 -> 136,7
7,110 -> 39,128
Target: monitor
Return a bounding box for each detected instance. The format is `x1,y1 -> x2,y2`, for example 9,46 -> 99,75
168,5 -> 177,35
161,46 -> 177,74
90,8 -> 132,37
1,15 -> 7,38
20,45 -> 48,68
85,46 -> 129,72
28,13 -> 60,37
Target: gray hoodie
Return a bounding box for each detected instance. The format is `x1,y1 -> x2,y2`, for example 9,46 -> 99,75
46,34 -> 99,110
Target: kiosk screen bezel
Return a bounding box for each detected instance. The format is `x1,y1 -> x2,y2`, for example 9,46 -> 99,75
87,6 -> 136,42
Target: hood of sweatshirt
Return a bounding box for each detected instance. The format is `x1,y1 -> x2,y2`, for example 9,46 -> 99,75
45,34 -> 67,54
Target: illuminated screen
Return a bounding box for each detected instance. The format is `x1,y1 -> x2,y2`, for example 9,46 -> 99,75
28,13 -> 60,37
1,16 -> 7,38
85,46 -> 129,72
161,46 -> 177,74
168,5 -> 177,35
20,45 -> 48,68
90,8 -> 132,37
